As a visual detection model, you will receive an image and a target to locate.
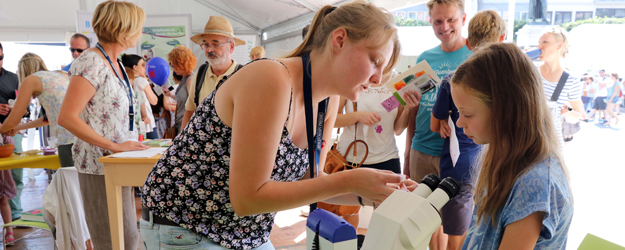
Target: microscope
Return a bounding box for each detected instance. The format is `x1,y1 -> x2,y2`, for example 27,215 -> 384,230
307,174 -> 460,250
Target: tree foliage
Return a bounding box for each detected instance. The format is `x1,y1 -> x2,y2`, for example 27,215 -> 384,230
560,16 -> 625,32
395,17 -> 431,27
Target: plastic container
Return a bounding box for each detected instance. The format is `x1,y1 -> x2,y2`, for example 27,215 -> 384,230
43,147 -> 57,155
0,144 -> 15,158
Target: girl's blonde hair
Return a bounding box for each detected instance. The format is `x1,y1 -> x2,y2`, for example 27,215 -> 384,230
18,53 -> 48,83
451,43 -> 569,224
543,26 -> 570,58
285,1 -> 401,76
93,0 -> 146,48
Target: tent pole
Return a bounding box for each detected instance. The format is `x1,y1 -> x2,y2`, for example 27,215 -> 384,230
507,0 -> 516,42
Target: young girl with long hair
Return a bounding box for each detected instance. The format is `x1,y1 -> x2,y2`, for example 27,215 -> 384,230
450,43 -> 573,249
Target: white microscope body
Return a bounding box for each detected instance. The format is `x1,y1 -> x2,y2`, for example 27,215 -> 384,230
361,175 -> 459,250
307,174 -> 459,250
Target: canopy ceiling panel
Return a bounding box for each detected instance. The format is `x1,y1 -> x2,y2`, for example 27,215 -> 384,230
0,0 -> 423,43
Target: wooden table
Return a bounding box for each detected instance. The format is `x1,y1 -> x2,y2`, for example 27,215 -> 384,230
98,154 -> 160,250
0,153 -> 61,171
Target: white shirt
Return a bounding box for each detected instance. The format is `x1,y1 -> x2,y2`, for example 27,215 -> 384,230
134,77 -> 156,132
42,167 -> 91,250
336,86 -> 400,165
596,76 -> 610,97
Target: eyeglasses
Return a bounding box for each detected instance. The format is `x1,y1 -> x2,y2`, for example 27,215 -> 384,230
200,41 -> 231,50
0,55 -> 3,61
69,48 -> 88,53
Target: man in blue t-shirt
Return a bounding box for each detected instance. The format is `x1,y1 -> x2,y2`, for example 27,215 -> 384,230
62,33 -> 91,72
403,0 -> 471,249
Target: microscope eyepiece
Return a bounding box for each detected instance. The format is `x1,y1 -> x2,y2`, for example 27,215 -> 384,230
438,177 -> 460,200
420,174 -> 441,192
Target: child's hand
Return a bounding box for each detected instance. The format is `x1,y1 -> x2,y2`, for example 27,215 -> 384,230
439,119 -> 452,138
402,90 -> 421,110
357,111 -> 382,126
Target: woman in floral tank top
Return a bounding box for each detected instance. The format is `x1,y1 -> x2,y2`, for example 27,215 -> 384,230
142,2 -> 416,250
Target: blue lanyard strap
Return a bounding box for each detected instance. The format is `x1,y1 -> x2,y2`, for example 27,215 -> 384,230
95,43 -> 134,131
303,54 -> 329,179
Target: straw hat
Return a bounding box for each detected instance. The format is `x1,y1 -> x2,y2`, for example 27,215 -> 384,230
191,16 -> 246,46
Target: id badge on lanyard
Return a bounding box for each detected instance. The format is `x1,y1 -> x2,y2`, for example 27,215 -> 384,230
95,43 -> 135,132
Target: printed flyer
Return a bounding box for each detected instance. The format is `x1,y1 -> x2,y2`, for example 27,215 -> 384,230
381,60 -> 442,112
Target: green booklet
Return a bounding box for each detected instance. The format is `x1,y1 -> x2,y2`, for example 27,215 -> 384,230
21,208 -> 44,222
142,139 -> 172,147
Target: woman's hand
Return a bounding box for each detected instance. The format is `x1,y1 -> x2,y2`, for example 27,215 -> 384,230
143,116 -> 151,125
357,111 -> 381,126
402,90 -> 421,110
113,141 -> 150,152
0,104 -> 11,116
402,178 -> 418,192
2,129 -> 18,137
168,102 -> 177,109
385,177 -> 419,192
346,168 -> 403,204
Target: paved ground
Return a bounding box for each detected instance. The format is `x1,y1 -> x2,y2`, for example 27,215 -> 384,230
6,112 -> 625,249
562,115 -> 625,248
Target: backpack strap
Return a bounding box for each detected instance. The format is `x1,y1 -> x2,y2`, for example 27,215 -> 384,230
194,62 -> 245,107
194,62 -> 210,107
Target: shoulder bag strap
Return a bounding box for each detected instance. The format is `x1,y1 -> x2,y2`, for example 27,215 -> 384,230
352,102 -> 358,157
551,71 -> 570,102
343,102 -> 368,168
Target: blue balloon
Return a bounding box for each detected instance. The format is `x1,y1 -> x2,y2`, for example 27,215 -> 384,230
146,57 -> 169,86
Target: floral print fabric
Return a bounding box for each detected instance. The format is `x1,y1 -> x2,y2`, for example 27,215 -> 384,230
33,71 -> 75,145
69,50 -> 138,175
142,60 -> 309,249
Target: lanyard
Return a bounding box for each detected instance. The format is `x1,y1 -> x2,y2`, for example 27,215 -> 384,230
95,43 -> 134,131
303,54 -> 328,179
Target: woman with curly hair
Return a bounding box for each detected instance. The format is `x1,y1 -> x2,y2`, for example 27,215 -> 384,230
166,45 -> 197,133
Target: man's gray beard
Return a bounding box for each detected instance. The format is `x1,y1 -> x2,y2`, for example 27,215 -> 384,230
206,55 -> 228,67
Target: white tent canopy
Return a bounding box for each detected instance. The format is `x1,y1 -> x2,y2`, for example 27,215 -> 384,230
0,0 -> 424,43
0,0 -> 432,71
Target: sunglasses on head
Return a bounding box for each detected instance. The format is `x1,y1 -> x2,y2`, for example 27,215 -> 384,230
0,55 -> 3,61
70,48 -> 88,53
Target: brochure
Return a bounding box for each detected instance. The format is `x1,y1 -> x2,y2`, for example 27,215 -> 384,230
381,60 -> 441,112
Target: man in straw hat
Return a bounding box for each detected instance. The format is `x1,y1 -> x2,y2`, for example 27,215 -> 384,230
182,16 -> 245,128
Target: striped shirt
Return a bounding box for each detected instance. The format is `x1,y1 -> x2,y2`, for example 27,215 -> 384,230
541,71 -> 583,143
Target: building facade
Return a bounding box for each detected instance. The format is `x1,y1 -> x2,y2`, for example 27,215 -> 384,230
392,0 -> 625,25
